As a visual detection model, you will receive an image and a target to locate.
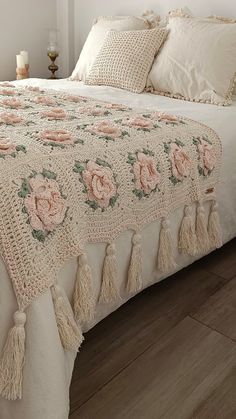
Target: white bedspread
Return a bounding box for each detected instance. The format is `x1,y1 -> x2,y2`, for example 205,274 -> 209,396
1,79 -> 236,419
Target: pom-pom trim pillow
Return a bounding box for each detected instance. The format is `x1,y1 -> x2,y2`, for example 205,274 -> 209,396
86,28 -> 167,94
147,17 -> 236,105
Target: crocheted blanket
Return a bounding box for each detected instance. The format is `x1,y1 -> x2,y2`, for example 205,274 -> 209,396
0,83 -> 222,400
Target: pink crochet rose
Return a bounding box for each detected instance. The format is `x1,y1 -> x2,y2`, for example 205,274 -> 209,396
90,121 -> 121,138
40,130 -> 74,144
24,174 -> 67,233
0,112 -> 23,124
133,152 -> 160,194
83,161 -> 117,208
170,143 -> 191,181
0,82 -> 15,88
66,95 -> 86,103
0,137 -> 16,154
128,116 -> 153,129
41,108 -> 67,120
0,89 -> 15,96
35,96 -> 56,106
154,112 -> 180,124
198,139 -> 216,175
79,106 -> 104,116
2,98 -> 22,109
27,86 -> 41,92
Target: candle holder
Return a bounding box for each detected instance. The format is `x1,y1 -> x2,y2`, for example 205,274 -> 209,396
47,51 -> 59,79
16,64 -> 29,80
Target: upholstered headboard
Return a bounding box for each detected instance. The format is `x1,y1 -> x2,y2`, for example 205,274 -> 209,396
57,0 -> 236,76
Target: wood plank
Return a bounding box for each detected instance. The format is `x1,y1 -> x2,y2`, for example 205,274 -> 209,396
191,368 -> 236,419
197,239 -> 236,280
70,265 -> 229,412
70,317 -> 236,419
192,277 -> 236,341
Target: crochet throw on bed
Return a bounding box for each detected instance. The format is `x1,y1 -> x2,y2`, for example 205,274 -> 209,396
0,83 -> 222,400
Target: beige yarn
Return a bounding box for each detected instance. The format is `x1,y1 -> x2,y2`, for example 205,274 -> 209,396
86,28 -> 167,93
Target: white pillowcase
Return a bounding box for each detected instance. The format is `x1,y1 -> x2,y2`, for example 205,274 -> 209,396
71,16 -> 149,82
147,17 -> 236,105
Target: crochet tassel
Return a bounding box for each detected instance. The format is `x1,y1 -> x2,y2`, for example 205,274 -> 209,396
127,232 -> 142,293
196,203 -> 210,253
74,253 -> 95,323
0,311 -> 26,400
158,219 -> 175,273
208,201 -> 222,248
179,206 -> 197,255
51,285 -> 83,352
99,243 -> 119,303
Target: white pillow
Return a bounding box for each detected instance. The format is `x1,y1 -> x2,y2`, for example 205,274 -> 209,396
86,28 -> 167,93
71,16 -> 149,82
147,17 -> 236,105
208,15 -> 236,96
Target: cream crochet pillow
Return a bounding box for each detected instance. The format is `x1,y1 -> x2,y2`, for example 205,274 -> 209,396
86,28 -> 167,93
71,16 -> 150,82
147,17 -> 236,105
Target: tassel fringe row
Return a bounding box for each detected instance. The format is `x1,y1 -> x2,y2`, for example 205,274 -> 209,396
0,199 -> 222,400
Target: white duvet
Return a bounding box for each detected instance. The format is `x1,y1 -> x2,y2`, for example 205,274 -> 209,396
0,79 -> 236,419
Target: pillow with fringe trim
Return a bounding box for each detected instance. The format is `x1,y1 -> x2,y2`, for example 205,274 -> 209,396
147,17 -> 236,105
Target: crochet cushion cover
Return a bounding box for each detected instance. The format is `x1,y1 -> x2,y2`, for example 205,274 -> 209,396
86,28 -> 167,93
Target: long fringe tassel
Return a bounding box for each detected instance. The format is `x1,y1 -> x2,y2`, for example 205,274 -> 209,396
179,206 -> 197,255
74,254 -> 95,324
0,311 -> 26,400
208,201 -> 222,248
99,243 -> 119,303
158,219 -> 175,273
51,285 -> 83,352
196,203 -> 210,253
127,232 -> 142,293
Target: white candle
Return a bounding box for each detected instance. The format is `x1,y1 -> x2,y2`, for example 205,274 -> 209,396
20,50 -> 29,65
16,54 -> 25,68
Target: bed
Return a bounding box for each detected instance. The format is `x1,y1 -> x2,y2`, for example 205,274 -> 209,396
0,77 -> 235,419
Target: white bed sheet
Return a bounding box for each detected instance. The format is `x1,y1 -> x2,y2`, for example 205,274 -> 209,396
0,79 -> 236,419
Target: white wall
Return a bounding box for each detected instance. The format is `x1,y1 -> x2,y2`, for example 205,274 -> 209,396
0,0 -> 57,81
1,0 -> 236,81
74,0 -> 236,63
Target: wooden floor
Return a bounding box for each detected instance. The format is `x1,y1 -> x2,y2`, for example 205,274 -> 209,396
70,239 -> 236,419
